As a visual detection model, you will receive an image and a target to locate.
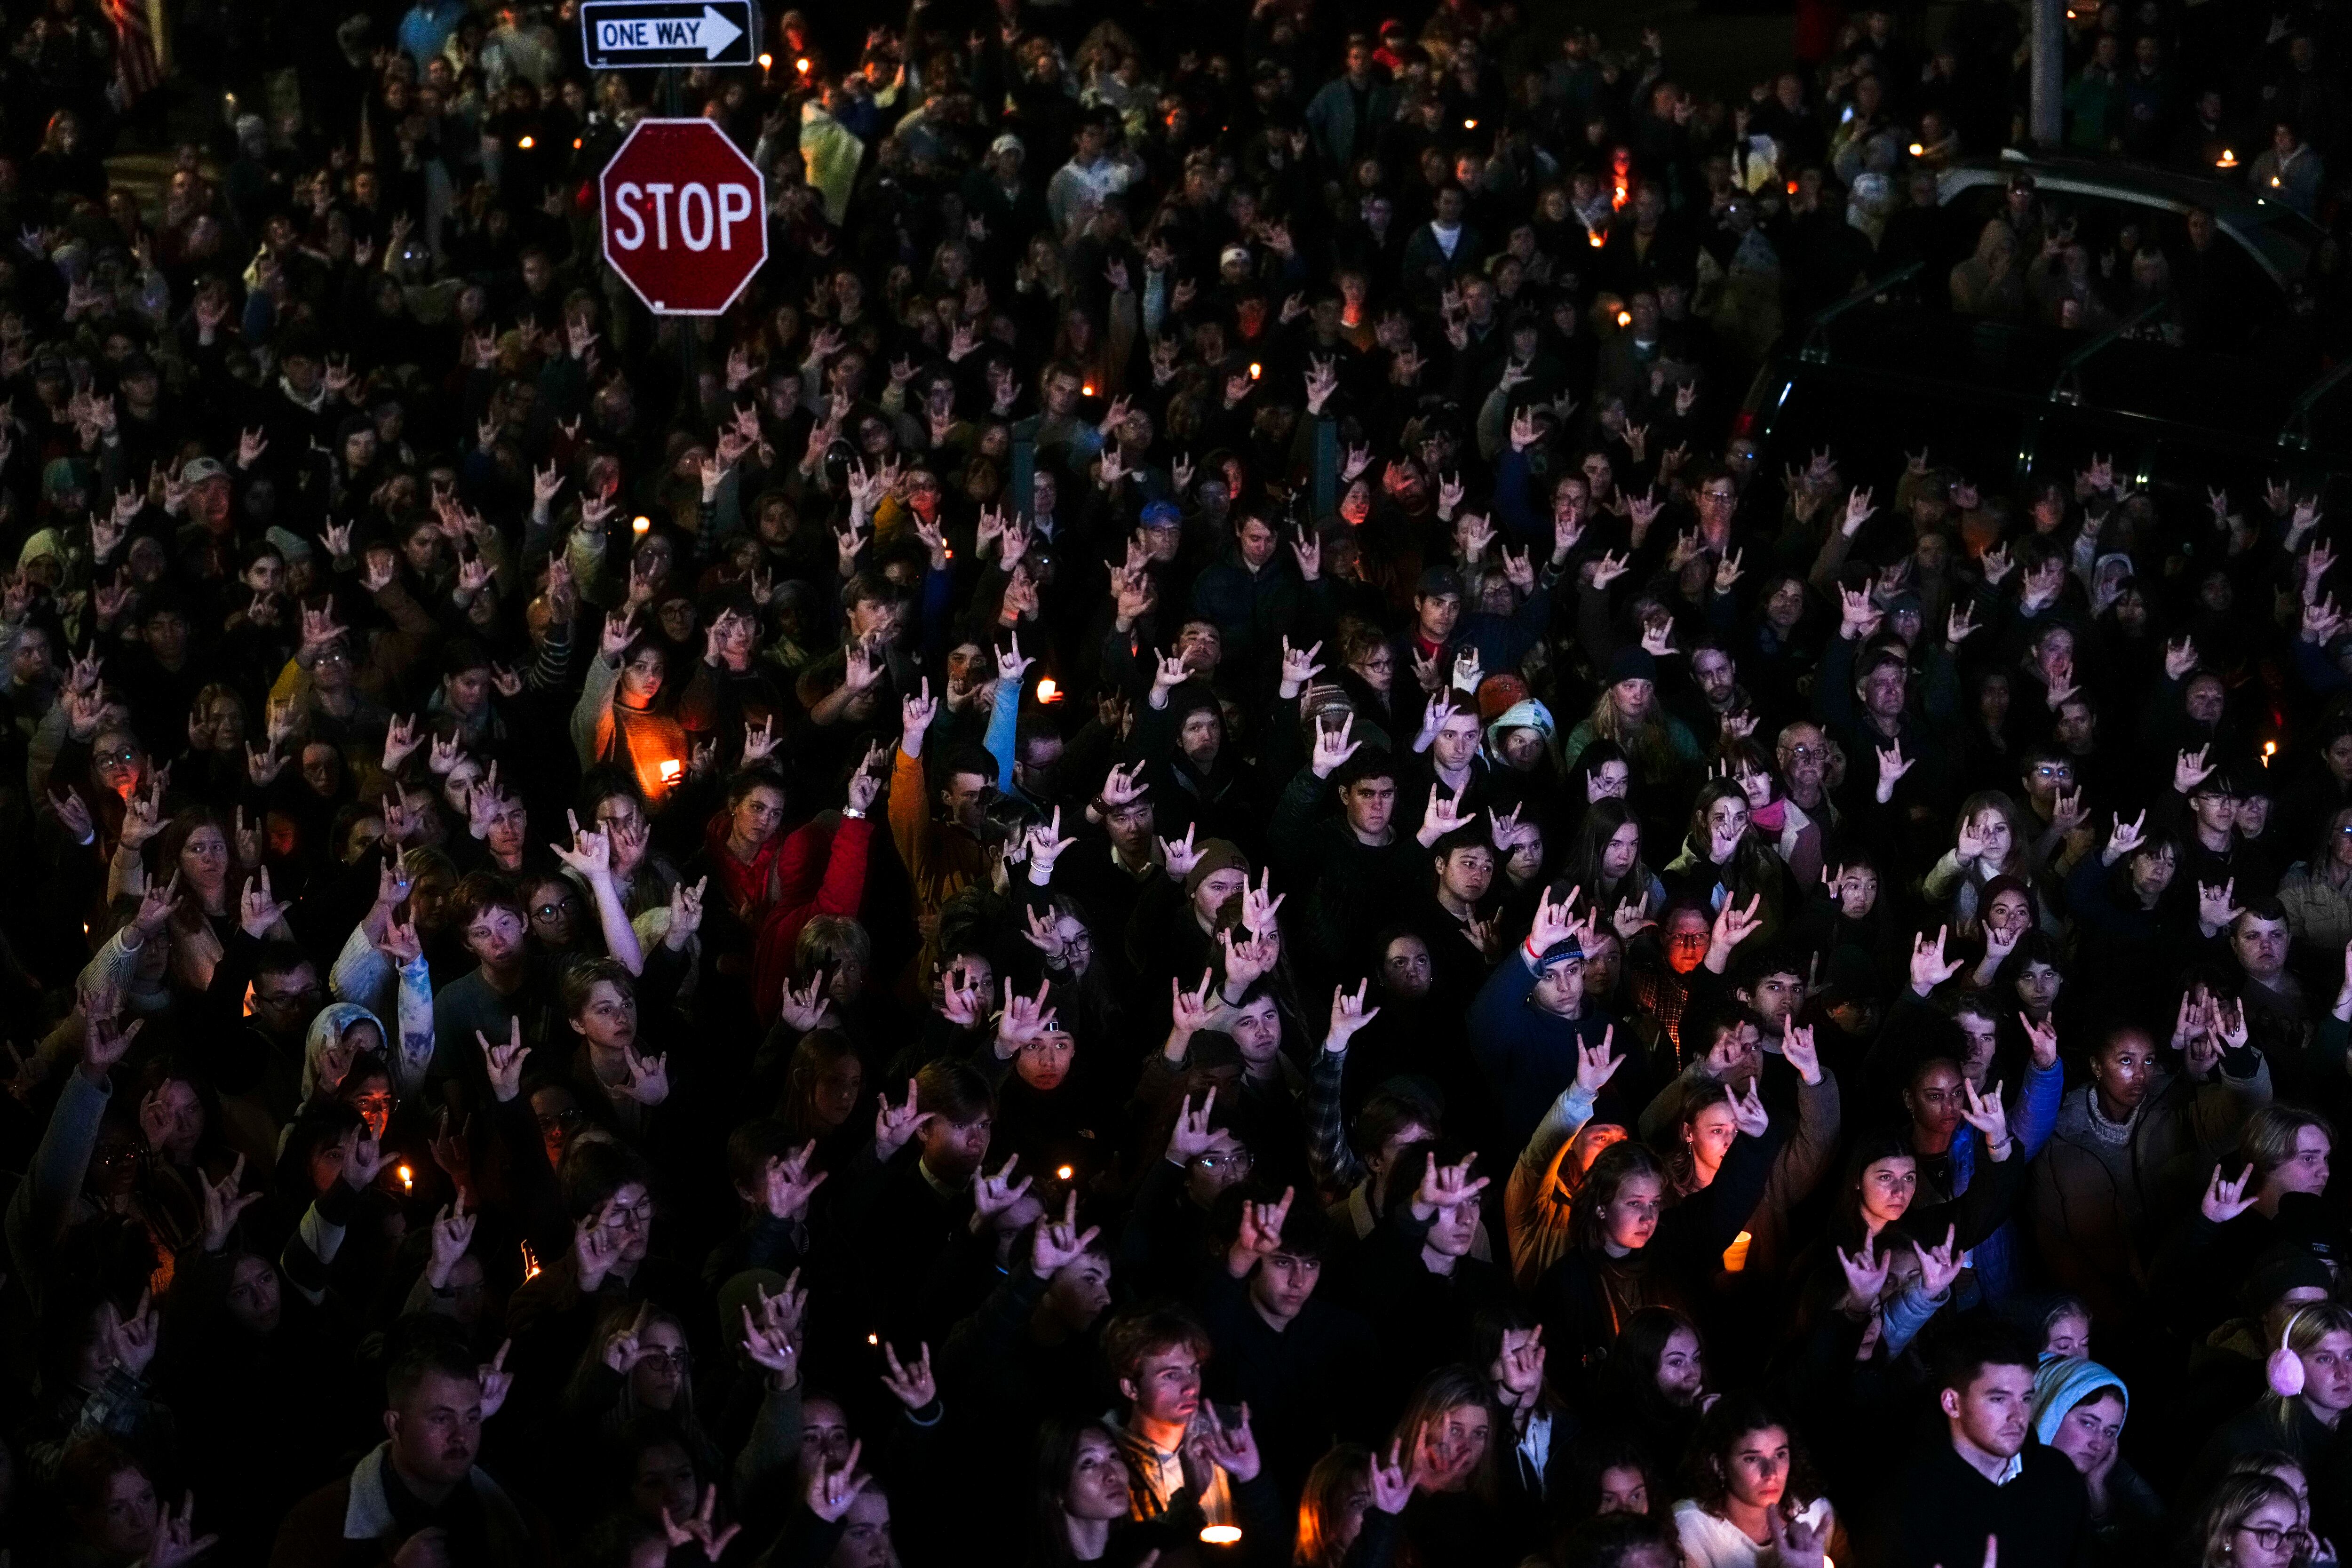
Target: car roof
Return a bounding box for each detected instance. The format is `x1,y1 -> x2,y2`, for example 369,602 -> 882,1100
1937,154 -> 2320,281
1939,153 -> 2279,219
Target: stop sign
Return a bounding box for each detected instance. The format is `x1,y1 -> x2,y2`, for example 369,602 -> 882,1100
599,118 -> 768,316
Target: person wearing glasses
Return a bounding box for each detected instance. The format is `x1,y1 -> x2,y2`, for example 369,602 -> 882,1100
2188,1472 -> 2320,1568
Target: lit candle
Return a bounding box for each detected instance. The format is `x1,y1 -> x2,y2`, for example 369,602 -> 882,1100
658,759 -> 683,784
1056,1164 -> 1074,1180
1200,1526 -> 1243,1546
1248,363 -> 1262,380
517,135 -> 535,150
632,515 -> 652,535
1036,678 -> 1061,703
397,1163 -> 415,1191
1462,118 -> 1476,130
1722,1229 -> 1753,1272
2217,149 -> 2238,168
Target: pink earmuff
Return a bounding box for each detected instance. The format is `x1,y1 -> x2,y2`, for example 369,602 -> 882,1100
2269,1306 -> 2316,1398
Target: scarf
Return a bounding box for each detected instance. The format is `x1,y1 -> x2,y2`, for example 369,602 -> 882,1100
1750,798 -> 1788,834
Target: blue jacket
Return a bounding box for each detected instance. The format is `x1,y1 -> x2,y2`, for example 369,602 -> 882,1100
1943,1058 -> 2062,1305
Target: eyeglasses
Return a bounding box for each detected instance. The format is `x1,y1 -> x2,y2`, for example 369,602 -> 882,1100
2033,764 -> 2075,779
638,1346 -> 691,1370
536,1108 -> 586,1131
97,746 -> 141,766
532,897 -> 583,919
1191,1150 -> 1252,1173
2236,1525 -> 2312,1553
603,1197 -> 656,1229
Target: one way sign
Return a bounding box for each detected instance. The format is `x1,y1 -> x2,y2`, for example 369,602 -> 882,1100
580,0 -> 759,66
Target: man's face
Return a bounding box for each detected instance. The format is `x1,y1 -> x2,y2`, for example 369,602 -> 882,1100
1124,1345 -> 1202,1426
1416,592 -> 1462,642
1739,971 -> 1805,1032
1250,1248 -> 1322,1322
251,963 -> 322,1036
1532,955 -> 1585,1016
1230,996 -> 1282,1063
1438,844 -> 1494,906
2273,1127 -> 2332,1196
465,905 -> 525,966
942,772 -> 992,833
2191,788 -> 2238,835
2234,915 -> 2289,979
1341,775 -> 1397,839
1692,650 -> 1735,705
1943,1363 -> 2035,1461
387,1370 -> 484,1486
919,1113 -> 992,1181
1433,712 -> 1480,770
1383,935 -> 1433,998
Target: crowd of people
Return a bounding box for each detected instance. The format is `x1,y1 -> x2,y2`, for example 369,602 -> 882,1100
0,0 -> 2347,1562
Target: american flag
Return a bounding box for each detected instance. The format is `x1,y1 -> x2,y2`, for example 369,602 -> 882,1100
97,0 -> 162,101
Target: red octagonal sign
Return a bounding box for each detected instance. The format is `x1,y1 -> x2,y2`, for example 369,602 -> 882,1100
599,118 -> 768,316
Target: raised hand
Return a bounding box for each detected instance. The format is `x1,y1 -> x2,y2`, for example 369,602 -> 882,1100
1310,713 -> 1361,779
1325,980 -> 1381,1051
1958,1078 -> 2010,1151
478,1019 -> 530,1104
875,1077 -> 928,1161
1836,1237 -> 1889,1308
805,1440 -> 872,1523
1910,925 -> 1964,994
1030,1190 -> 1103,1278
1915,1224 -> 1965,1297
879,1340 -> 938,1410
1573,1027 -> 1623,1095
2201,1161 -> 2258,1224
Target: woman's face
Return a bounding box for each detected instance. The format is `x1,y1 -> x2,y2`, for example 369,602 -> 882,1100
1602,821 -> 1641,881
731,785 -> 787,848
1504,726 -> 1549,770
181,824 -> 231,889
1705,795 -> 1750,858
1979,674 -> 2010,724
2049,1391 -> 2124,1477
344,1067 -> 393,1139
1596,1464 -> 1649,1516
812,1054 -> 863,1129
2044,1312 -> 2091,1361
796,1396 -> 855,1485
227,1254 -> 282,1335
1972,809 -> 2012,864
620,645 -> 665,701
1765,579 -> 1804,631
2298,1330 -> 2352,1415
86,1465 -> 159,1559
2016,960 -> 2063,1014
1986,889 -> 2031,939
2232,1495 -> 2308,1568
1064,1430 -> 1132,1521
1685,1101 -> 1739,1172
1655,1326 -> 1704,1405
1598,1172 -> 1665,1254
1732,764 -> 1774,811
629,1441 -> 699,1528
1723,1425 -> 1791,1511
1420,1402 -> 1492,1490
1612,677 -> 1654,722
1859,1155 -> 1919,1227
630,1321 -> 688,1410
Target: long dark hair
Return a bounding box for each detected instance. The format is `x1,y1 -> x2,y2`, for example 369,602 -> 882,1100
1032,1418 -> 1130,1567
